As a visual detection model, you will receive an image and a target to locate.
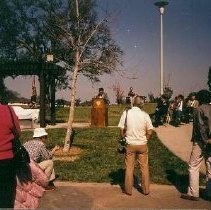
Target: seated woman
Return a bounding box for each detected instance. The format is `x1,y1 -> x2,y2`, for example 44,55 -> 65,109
24,128 -> 60,191
14,159 -> 49,209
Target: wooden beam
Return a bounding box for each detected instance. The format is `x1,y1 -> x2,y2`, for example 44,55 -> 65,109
39,64 -> 46,127
50,76 -> 56,125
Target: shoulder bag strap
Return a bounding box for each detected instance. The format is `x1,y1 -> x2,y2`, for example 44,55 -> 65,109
124,110 -> 128,132
7,106 -> 23,151
7,105 -> 18,137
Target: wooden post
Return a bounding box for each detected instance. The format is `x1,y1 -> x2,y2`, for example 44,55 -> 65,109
50,76 -> 56,125
39,64 -> 46,127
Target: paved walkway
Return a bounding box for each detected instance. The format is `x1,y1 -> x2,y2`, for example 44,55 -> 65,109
155,123 -> 193,163
155,123 -> 206,173
39,182 -> 210,209
38,123 -> 211,209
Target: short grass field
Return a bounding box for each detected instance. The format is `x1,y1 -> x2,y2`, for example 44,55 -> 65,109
56,103 -> 157,126
21,127 -> 195,187
20,105 -> 205,187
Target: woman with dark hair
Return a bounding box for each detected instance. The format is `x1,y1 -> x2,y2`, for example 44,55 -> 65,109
181,89 -> 211,201
0,102 -> 21,208
154,95 -> 168,127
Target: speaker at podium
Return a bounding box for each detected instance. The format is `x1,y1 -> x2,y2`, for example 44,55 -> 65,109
91,98 -> 108,127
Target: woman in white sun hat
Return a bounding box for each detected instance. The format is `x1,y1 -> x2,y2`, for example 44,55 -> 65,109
24,128 -> 60,190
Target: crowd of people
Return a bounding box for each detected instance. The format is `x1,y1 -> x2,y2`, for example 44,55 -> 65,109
118,90 -> 211,201
154,93 -> 199,127
1,88 -> 211,208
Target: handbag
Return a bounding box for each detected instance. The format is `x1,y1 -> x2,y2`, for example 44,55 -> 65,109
8,106 -> 30,170
117,109 -> 129,154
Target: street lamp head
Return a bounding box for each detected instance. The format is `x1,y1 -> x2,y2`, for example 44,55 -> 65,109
154,1 -> 169,8
154,1 -> 168,14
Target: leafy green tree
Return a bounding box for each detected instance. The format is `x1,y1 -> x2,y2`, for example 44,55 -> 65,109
0,0 -> 70,99
50,0 -> 122,151
0,78 -> 22,103
112,83 -> 124,104
0,0 -> 122,151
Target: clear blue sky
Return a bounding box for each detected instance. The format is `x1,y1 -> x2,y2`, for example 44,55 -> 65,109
5,0 -> 211,103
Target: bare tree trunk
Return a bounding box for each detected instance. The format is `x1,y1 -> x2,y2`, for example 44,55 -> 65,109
63,0 -> 80,152
63,50 -> 79,152
63,0 -> 104,152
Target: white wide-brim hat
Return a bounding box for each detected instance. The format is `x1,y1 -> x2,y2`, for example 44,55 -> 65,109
33,128 -> 48,138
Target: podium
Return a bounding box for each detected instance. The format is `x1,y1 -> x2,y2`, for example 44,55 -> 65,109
91,98 -> 108,127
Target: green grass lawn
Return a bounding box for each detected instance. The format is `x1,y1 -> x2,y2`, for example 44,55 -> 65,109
56,103 -> 157,126
20,127 -> 192,187
21,104 -> 206,187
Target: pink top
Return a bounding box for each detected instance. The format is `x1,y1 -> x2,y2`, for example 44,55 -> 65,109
0,105 -> 21,160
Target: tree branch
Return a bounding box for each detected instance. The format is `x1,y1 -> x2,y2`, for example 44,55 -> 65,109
78,19 -> 106,61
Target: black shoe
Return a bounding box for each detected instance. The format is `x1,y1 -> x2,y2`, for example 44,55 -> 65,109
51,174 -> 59,182
181,193 -> 199,201
203,194 -> 211,201
153,123 -> 158,128
45,185 -> 56,191
45,181 -> 56,191
48,181 -> 55,186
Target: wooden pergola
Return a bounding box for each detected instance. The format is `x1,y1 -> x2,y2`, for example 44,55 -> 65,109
0,60 -> 66,127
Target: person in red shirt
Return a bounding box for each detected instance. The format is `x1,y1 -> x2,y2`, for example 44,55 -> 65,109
0,101 -> 21,208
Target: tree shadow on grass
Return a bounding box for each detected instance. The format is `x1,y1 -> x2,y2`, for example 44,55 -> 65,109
166,169 -> 188,193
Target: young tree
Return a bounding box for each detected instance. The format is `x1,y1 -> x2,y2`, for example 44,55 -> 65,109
0,0 -> 123,152
112,83 -> 124,104
37,0 -> 123,151
52,0 -> 122,151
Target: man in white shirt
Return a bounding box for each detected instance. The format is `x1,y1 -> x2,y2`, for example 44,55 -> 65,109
118,96 -> 153,196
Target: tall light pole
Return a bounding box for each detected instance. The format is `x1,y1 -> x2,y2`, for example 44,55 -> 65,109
154,1 -> 168,96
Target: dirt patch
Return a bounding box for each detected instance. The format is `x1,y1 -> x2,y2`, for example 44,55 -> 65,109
53,146 -> 82,162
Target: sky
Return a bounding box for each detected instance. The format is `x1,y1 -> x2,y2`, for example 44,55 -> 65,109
5,0 -> 211,103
